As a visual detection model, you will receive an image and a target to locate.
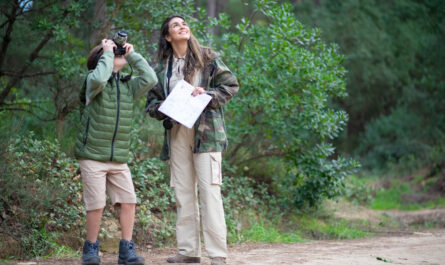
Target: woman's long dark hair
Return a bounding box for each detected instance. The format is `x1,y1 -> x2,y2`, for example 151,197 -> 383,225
158,15 -> 215,83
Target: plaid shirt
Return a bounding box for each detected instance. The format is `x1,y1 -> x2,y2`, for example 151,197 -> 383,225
145,55 -> 239,160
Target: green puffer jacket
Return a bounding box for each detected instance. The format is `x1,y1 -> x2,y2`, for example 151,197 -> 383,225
75,50 -> 157,163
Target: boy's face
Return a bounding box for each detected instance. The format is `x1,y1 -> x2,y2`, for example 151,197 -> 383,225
113,55 -> 127,72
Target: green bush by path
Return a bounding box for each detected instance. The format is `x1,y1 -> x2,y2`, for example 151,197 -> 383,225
0,132 -> 84,259
0,132 -> 285,258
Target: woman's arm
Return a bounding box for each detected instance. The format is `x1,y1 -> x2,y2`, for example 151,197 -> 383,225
206,58 -> 239,108
145,81 -> 167,121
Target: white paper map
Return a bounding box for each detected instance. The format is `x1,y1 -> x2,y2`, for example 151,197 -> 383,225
159,79 -> 212,129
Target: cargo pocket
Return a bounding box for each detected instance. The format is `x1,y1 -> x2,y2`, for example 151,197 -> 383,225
210,152 -> 222,185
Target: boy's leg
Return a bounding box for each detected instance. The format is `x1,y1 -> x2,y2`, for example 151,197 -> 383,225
120,203 -> 135,241
106,163 -> 137,240
86,208 -> 104,242
79,159 -> 108,265
106,163 -> 144,264
79,159 -> 108,242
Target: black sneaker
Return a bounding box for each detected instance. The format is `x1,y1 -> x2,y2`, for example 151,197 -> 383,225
118,239 -> 145,265
82,240 -> 100,265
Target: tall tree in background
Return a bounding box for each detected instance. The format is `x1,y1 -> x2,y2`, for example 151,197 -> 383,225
0,0 -> 87,106
220,0 -> 358,206
0,0 -> 208,141
294,0 -> 445,172
206,0 -> 229,35
89,0 -> 125,46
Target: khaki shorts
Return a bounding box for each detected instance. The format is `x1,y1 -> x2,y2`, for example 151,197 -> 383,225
79,159 -> 137,211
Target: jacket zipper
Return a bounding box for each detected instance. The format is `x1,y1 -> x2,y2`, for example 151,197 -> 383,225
110,74 -> 120,161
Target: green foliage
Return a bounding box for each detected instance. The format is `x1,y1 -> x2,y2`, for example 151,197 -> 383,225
371,181 -> 414,210
0,132 -> 83,258
221,173 -> 278,242
344,173 -> 445,211
342,175 -> 375,205
239,217 -> 304,243
370,179 -> 445,210
114,0 -> 216,62
295,0 -> 445,172
129,155 -> 176,246
221,0 -> 359,207
297,215 -> 370,239
0,0 -> 368,257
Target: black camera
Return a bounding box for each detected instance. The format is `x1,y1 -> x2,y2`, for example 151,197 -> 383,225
163,118 -> 173,130
112,31 -> 127,56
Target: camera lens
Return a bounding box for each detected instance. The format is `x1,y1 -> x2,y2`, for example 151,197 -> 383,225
113,46 -> 126,56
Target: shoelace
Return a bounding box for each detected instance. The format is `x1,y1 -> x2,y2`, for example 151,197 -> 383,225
86,243 -> 98,255
127,241 -> 137,258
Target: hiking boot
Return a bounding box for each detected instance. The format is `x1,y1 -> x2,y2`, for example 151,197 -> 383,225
211,257 -> 227,265
166,253 -> 201,263
82,240 -> 100,265
118,239 -> 145,265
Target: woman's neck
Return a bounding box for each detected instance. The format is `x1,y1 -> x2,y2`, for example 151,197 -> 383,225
171,41 -> 188,58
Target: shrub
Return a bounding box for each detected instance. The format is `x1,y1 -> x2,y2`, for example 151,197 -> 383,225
0,132 -> 83,258
220,0 -> 360,207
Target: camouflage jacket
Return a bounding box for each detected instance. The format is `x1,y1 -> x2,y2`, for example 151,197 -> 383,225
145,55 -> 239,160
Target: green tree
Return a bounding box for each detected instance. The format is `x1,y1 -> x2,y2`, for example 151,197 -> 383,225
220,0 -> 359,206
294,0 -> 445,172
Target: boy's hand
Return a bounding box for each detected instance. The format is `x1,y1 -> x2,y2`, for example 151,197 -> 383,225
124,43 -> 134,57
102,39 -> 116,52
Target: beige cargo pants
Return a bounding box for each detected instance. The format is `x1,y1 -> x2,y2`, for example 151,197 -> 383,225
169,124 -> 227,258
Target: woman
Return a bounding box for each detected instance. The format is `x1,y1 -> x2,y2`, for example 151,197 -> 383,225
145,15 -> 239,265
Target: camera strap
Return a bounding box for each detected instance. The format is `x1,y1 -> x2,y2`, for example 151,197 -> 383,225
120,63 -> 132,82
166,55 -> 173,94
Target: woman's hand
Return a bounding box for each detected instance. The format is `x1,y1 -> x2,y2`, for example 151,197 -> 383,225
101,39 -> 116,52
124,43 -> 134,57
191,87 -> 206,96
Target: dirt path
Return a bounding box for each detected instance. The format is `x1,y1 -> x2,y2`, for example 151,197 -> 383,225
7,229 -> 445,265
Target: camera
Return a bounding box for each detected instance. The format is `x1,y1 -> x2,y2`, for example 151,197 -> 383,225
163,118 -> 173,130
112,31 -> 127,56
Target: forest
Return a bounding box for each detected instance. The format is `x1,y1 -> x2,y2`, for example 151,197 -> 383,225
0,0 -> 444,260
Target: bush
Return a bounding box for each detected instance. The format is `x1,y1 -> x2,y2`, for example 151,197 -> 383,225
129,155 -> 176,246
220,0 -> 359,207
221,173 -> 278,242
356,107 -> 445,175
0,132 -> 83,258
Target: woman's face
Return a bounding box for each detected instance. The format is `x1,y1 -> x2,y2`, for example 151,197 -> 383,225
165,17 -> 190,43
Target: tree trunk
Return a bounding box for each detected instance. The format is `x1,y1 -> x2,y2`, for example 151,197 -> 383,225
56,114 -> 65,141
0,29 -> 54,105
90,0 -> 124,47
206,0 -> 228,36
207,0 -> 216,35
0,2 -> 19,77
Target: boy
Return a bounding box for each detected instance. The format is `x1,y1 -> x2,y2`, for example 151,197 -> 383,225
75,36 -> 157,265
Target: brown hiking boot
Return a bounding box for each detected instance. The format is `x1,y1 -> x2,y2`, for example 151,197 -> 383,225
211,257 -> 227,265
167,254 -> 201,263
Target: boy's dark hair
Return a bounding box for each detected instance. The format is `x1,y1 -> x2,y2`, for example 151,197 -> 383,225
87,45 -> 103,70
